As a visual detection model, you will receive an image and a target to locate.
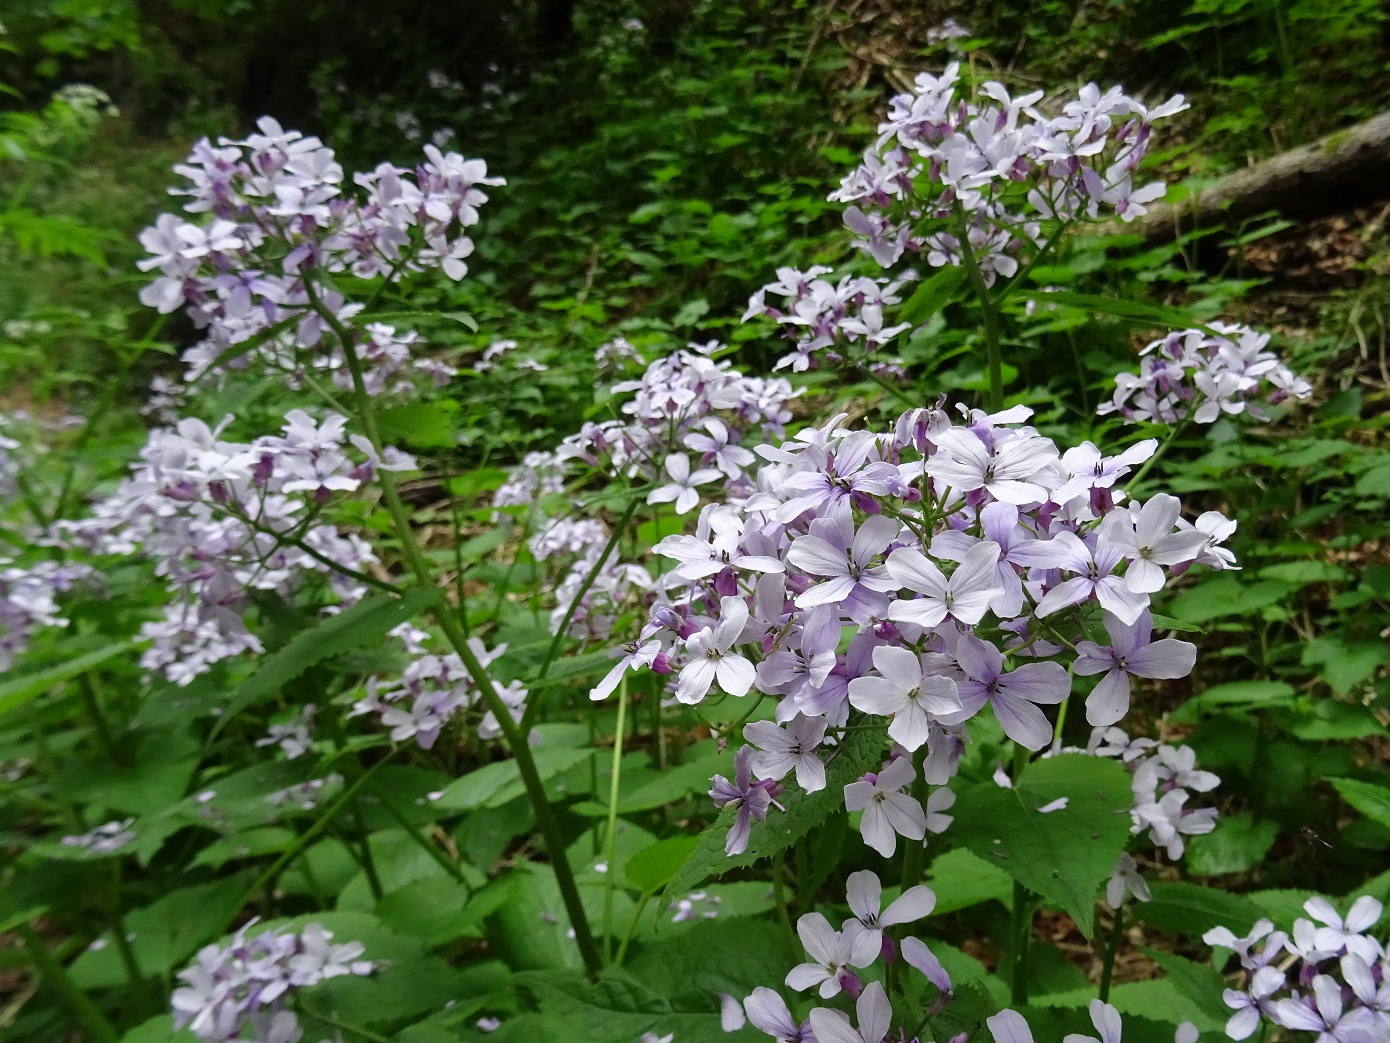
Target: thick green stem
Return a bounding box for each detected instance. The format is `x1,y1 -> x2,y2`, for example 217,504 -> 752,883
602,676 -> 630,963
1099,903 -> 1125,1001
900,747 -> 929,890
307,276 -> 602,975
954,208 -> 1006,412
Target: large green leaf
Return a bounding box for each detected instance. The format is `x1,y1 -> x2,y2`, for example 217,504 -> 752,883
662,724 -> 887,900
949,754 -> 1133,937
216,588 -> 441,732
1185,812 -> 1279,877
1169,680 -> 1296,723
926,848 -> 1014,914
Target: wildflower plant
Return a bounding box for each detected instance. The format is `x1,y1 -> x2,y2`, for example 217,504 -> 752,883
0,34 -> 1378,1043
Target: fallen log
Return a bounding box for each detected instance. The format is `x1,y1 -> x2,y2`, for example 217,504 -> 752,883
1135,110 -> 1390,239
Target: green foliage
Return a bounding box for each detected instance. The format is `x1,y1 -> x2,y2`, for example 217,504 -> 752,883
950,755 -> 1134,938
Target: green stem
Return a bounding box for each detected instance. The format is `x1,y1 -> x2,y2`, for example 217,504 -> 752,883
602,676 -> 630,963
1126,418 -> 1190,490
79,673 -> 118,763
1099,903 -> 1125,1002
8,916 -> 119,1043
955,206 -> 1006,412
900,747 -> 929,890
346,804 -> 384,901
299,1005 -> 391,1043
367,779 -> 466,883
306,275 -> 602,975
522,492 -> 643,733
613,891 -> 651,967
222,760 -> 386,935
107,863 -> 149,1009
1010,881 -> 1032,1006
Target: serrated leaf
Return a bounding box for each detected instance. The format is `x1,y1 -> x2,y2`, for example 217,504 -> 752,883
215,589 -> 441,733
1141,947 -> 1231,1028
663,724 -> 887,900
949,754 -> 1132,937
926,848 -> 1014,913
1169,680 -> 1296,723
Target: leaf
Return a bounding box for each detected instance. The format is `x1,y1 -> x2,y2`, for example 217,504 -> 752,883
1169,680 -> 1296,723
899,267 -> 966,324
626,837 -> 700,893
1185,813 -> 1279,876
1257,561 -> 1350,584
69,874 -> 256,988
1329,777 -> 1390,829
1354,462 -> 1390,497
1140,947 -> 1231,1028
0,640 -> 134,719
1133,881 -> 1266,938
662,724 -> 887,901
1026,289 -> 1204,330
377,402 -> 459,449
1301,637 -> 1388,695
673,298 -> 710,327
926,848 -> 1015,914
435,747 -> 594,811
625,918 -> 794,1004
216,589 -> 441,733
949,754 -> 1133,937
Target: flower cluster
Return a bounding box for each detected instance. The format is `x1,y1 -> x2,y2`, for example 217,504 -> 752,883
743,267 -> 917,374
596,402 -> 1235,860
1207,896 -> 1387,1041
56,411 -> 406,684
171,921 -> 373,1043
492,342 -> 798,647
351,623 -> 516,748
1099,323 -> 1313,426
138,117 -> 500,393
256,704 -> 316,760
0,558 -> 90,671
834,64 -> 1186,281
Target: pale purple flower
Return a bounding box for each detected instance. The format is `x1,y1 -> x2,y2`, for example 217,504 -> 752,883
1272,974 -> 1361,1042
1222,965 -> 1285,1040
844,756 -> 926,857
648,453 -> 721,515
1034,529 -> 1148,625
786,913 -> 869,998
848,645 -> 962,751
1105,495 -> 1207,593
685,418 -> 755,478
987,1009 -> 1036,1043
901,935 -> 952,992
787,513 -> 899,623
1063,1000 -> 1123,1043
743,987 -> 814,1042
843,869 -> 936,962
745,714 -> 829,793
1105,853 -> 1150,908
1073,611 -> 1196,726
710,745 -> 776,856
1132,789 -> 1216,859
945,635 -> 1069,751
590,639 -> 664,701
1303,896 -> 1385,964
676,596 -> 755,703
925,429 -> 1057,505
886,541 -> 1003,628
807,980 -> 891,1043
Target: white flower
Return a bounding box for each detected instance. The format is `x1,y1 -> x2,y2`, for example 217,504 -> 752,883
842,869 -> 936,963
647,453 -> 721,515
675,596 -> 754,703
848,644 -> 961,751
807,980 -> 891,1043
844,757 -> 926,857
785,912 -> 868,998
744,714 -> 829,793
